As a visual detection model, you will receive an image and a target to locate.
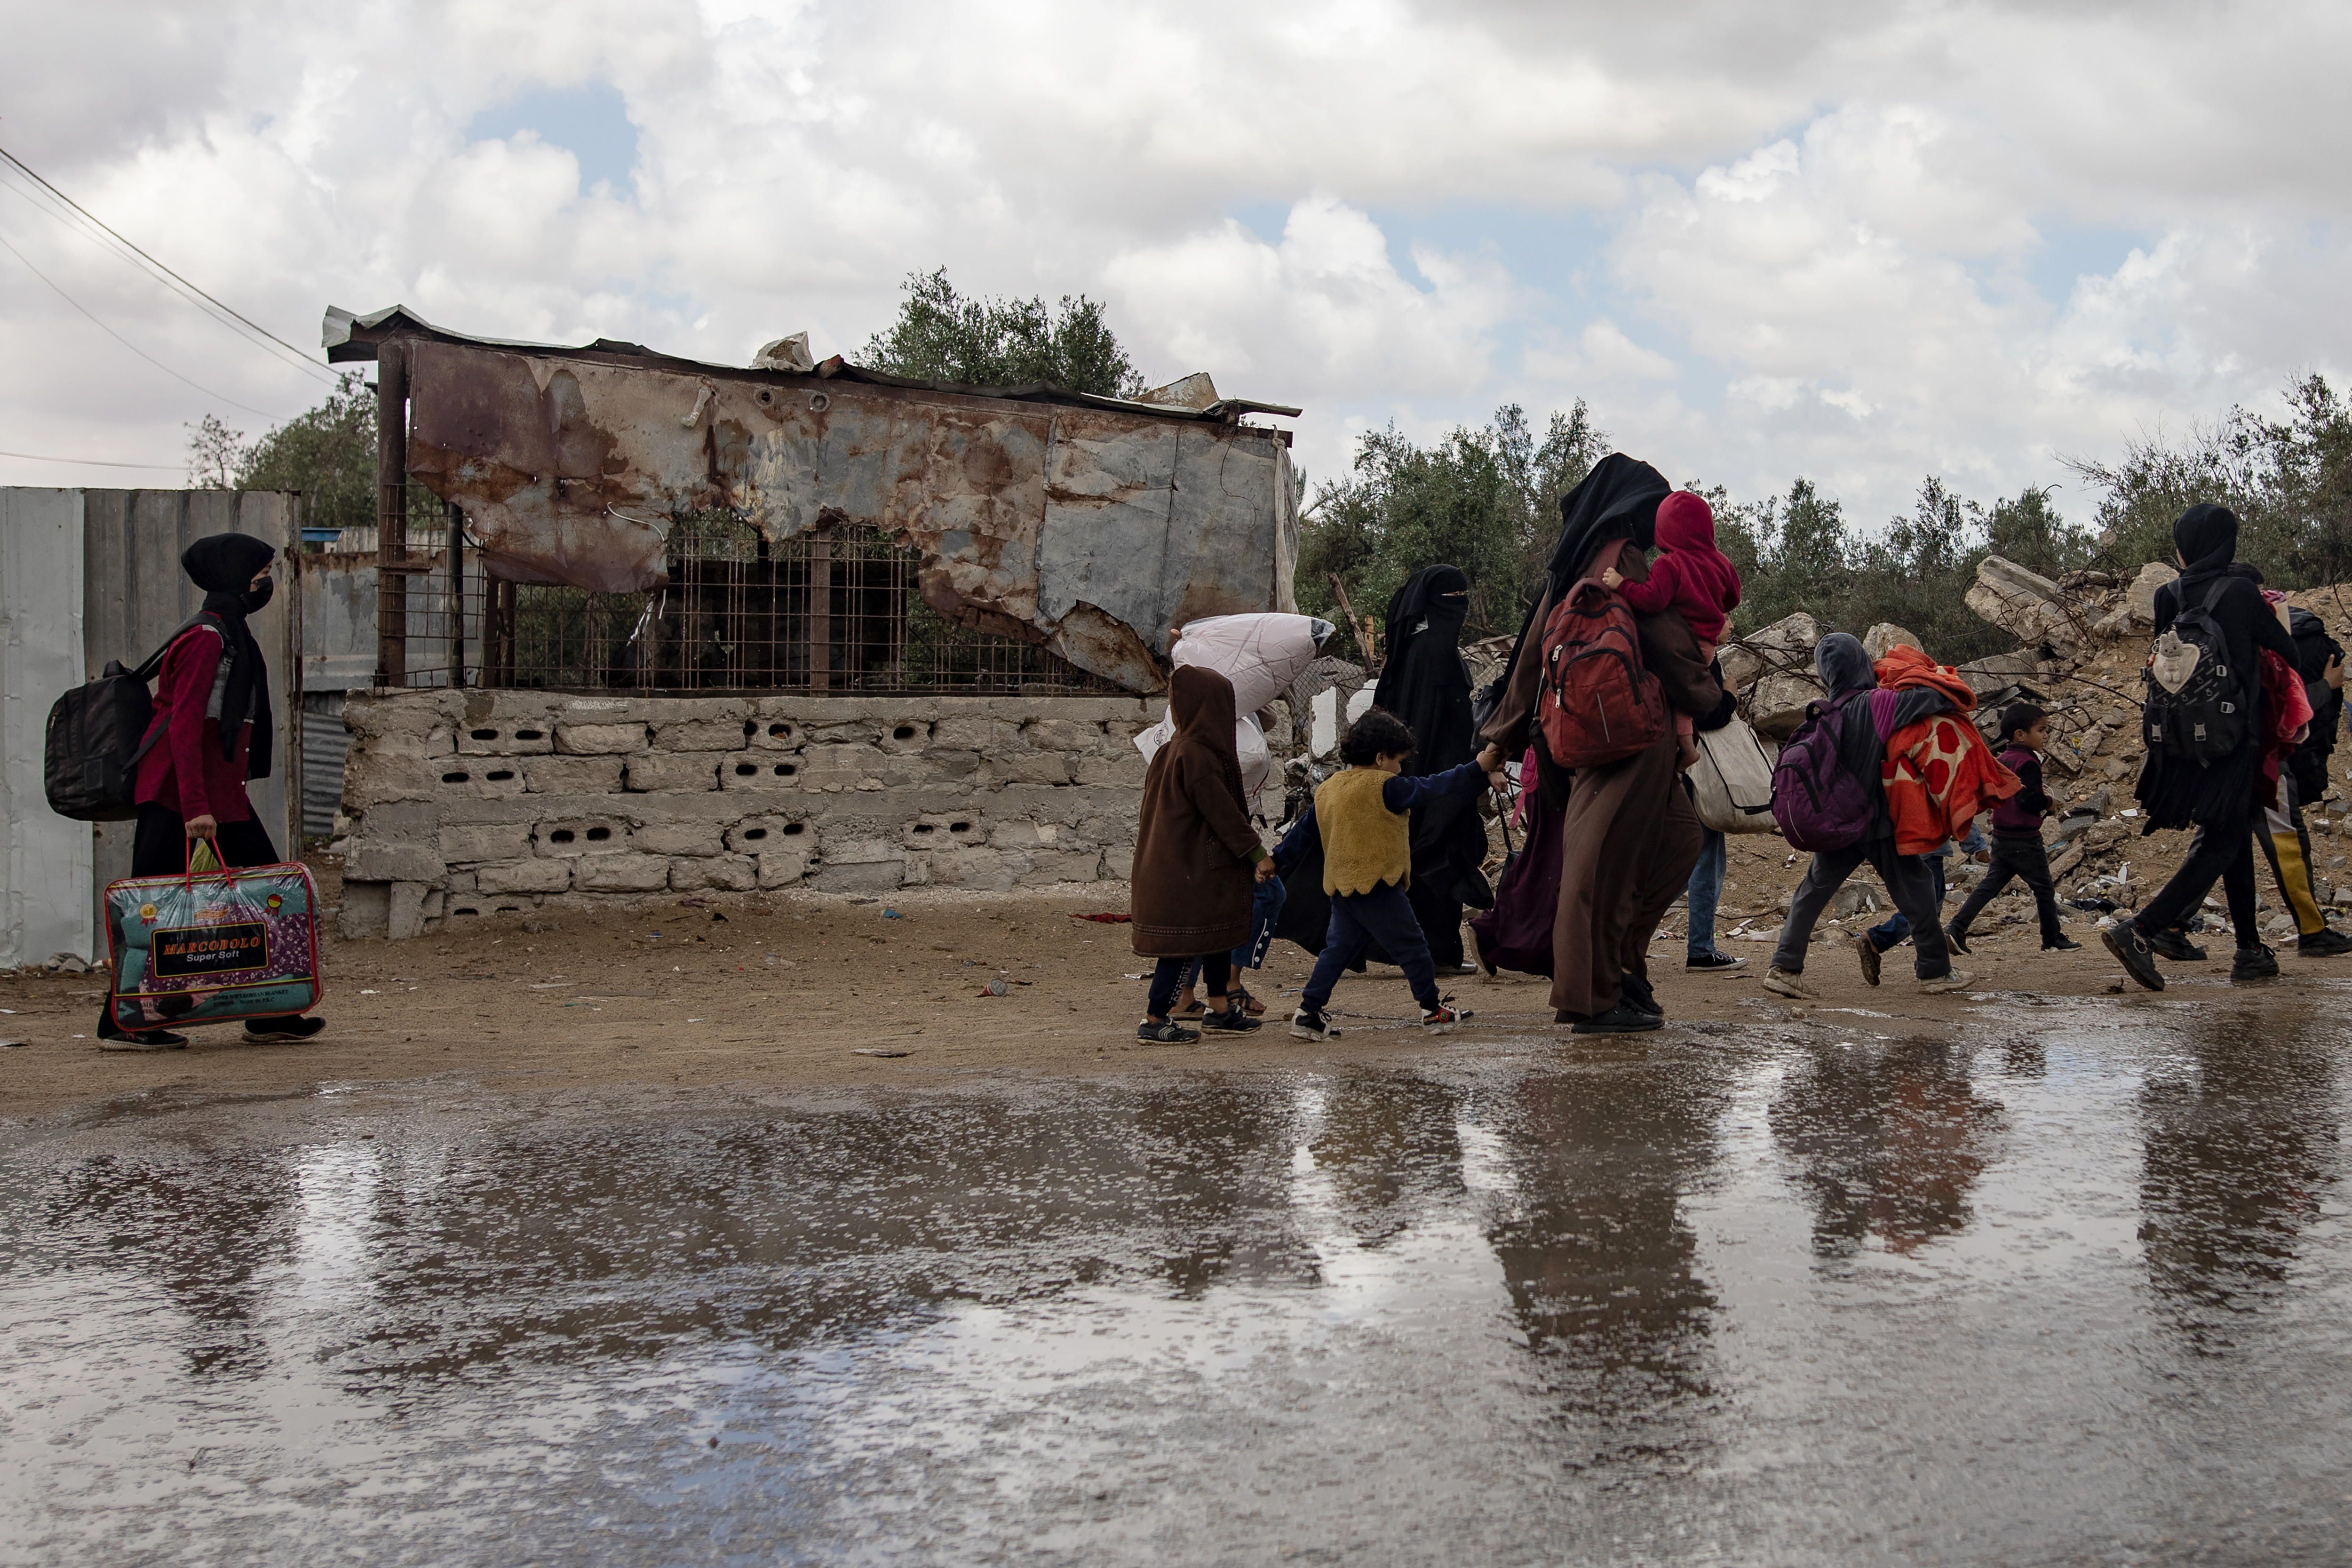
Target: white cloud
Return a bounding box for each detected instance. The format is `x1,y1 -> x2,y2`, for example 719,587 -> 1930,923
0,0 -> 2347,533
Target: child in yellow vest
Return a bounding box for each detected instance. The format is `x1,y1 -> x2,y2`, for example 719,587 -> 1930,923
1292,709 -> 1505,1039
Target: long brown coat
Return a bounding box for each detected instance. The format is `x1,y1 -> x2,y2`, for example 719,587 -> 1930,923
1132,667 -> 1263,958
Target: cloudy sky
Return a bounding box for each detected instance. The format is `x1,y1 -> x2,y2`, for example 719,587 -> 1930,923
4,0 -> 2348,528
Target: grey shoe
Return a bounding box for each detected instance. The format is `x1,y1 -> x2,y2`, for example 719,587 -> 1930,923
1762,967 -> 1816,999
1918,969 -> 1975,995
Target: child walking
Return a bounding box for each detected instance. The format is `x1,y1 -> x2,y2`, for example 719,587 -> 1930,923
1943,702 -> 2080,954
1132,667 -> 1273,1043
1292,709 -> 1504,1040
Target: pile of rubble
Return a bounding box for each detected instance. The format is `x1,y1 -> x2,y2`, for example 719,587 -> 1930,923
1719,555 -> 2352,938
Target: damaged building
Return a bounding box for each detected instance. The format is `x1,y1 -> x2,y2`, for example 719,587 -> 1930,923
321,306 -> 1302,938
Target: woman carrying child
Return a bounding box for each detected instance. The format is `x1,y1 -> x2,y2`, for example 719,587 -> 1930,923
1131,666 -> 1273,1042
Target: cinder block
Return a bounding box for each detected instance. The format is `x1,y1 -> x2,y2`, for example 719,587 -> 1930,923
819,834 -> 902,866
877,717 -> 932,754
343,842 -> 446,883
555,722 -> 650,755
720,755 -> 806,790
672,854 -> 757,892
996,753 -> 1075,786
339,881 -> 390,939
654,717 -> 752,751
747,717 -> 805,751
342,752 -> 441,809
726,815 -> 814,854
1020,849 -> 1104,884
1075,754 -> 1148,787
388,882 -> 429,940
477,859 -> 573,894
456,721 -> 554,755
901,812 -> 987,850
1022,717 -> 1102,752
534,818 -> 631,855
929,845 -> 1013,891
445,869 -> 477,894
634,822 -> 723,857
431,758 -> 529,799
933,716 -> 1023,751
810,860 -> 904,894
572,853 -> 673,892
522,756 -> 628,793
624,753 -> 721,792
797,744 -> 885,789
756,845 -> 814,887
1102,844 -> 1135,879
439,823 -> 533,864
803,720 -> 882,746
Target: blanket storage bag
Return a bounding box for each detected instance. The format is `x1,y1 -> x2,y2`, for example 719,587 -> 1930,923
104,859 -> 323,1033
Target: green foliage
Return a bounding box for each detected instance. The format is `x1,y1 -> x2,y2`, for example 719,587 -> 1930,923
185,372 -> 379,538
2068,374 -> 2352,587
1984,485 -> 2093,579
1296,401 -> 1606,647
859,268 -> 1144,397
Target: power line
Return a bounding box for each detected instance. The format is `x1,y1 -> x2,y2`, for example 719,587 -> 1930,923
0,144 -> 337,385
0,226 -> 286,419
0,448 -> 183,470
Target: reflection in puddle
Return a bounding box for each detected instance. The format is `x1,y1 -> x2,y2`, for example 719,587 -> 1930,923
3,1012 -> 2351,1563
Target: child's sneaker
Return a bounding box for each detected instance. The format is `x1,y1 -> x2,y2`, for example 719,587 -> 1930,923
1136,1018 -> 1200,1044
1201,1002 -> 1263,1033
1852,932 -> 1882,987
1420,999 -> 1472,1034
1289,1008 -> 1341,1041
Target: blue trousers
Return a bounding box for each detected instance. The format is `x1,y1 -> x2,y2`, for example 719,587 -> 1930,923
1686,828 -> 1727,959
1302,883 -> 1441,1015
1182,877 -> 1287,988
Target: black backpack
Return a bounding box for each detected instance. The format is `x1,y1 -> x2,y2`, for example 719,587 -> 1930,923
2142,580 -> 2246,766
43,615 -> 207,821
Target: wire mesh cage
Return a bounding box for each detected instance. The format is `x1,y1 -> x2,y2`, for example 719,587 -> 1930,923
386,511 -> 1119,696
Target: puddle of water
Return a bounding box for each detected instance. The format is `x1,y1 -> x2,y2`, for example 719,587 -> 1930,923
3,1004 -> 2350,1564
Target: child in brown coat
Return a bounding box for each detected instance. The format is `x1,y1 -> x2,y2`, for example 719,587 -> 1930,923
1131,667 -> 1274,1041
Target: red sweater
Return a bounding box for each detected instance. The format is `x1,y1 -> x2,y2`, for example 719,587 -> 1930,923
133,623 -> 255,822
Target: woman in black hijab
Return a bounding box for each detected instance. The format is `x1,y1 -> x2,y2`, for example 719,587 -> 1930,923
2106,503 -> 2300,992
1374,564 -> 1484,969
98,533 -> 324,1050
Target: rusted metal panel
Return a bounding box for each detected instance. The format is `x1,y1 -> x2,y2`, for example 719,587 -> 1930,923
397,338 -> 1295,692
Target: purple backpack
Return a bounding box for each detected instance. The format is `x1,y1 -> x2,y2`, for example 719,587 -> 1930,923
1770,690 -> 1877,852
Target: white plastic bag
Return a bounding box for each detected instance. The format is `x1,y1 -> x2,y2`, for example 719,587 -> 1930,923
1135,613 -> 1332,811
1690,715 -> 1779,834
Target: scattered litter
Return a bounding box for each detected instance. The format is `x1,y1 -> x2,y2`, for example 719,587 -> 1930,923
687,1018 -> 704,1023
2121,808 -> 2139,818
360,989 -> 379,995
1123,972 -> 1144,980
982,976 -> 1009,996
1070,912 -> 1132,924
528,981 -> 571,990
853,1048 -> 911,1058
0,1040 -> 24,1049
0,1008 -> 13,1014
882,908 -> 904,919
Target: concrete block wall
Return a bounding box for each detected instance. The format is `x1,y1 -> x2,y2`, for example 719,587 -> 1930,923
335,690 -> 1158,939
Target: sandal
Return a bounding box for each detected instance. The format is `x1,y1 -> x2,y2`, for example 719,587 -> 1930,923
1230,984 -> 1268,1018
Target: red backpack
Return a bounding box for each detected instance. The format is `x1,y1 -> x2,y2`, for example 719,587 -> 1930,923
1537,579 -> 1667,769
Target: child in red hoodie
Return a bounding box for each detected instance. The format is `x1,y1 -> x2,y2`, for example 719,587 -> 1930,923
1601,490 -> 1741,656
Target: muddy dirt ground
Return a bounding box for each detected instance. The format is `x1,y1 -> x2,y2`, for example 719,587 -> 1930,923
6,838 -> 2341,1120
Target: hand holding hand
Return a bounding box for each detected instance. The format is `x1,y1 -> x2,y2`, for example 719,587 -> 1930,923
1255,856 -> 1278,883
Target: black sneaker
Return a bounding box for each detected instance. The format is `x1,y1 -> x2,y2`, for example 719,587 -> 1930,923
2103,922 -> 2166,992
2042,934 -> 2082,952
2148,927 -> 2206,963
1571,1001 -> 1663,1035
2231,944 -> 2280,983
1619,973 -> 1664,1018
1685,950 -> 1746,972
2296,927 -> 2352,957
242,1014 -> 326,1043
1137,1018 -> 1201,1043
1289,1009 -> 1340,1042
1943,924 -> 1972,956
97,1024 -> 188,1051
1200,1003 -> 1263,1033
